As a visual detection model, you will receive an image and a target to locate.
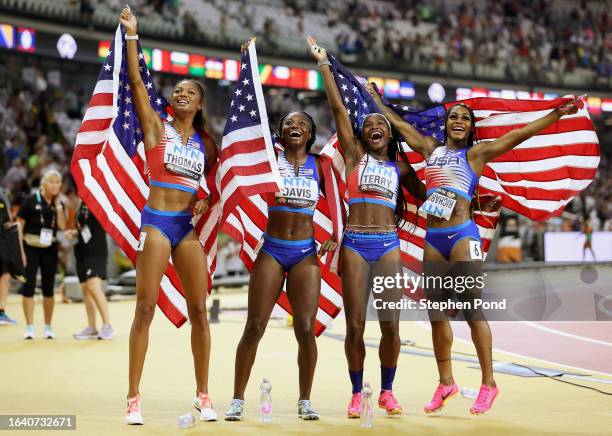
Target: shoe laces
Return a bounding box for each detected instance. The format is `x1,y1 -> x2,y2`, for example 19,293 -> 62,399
381,390 -> 398,405
127,396 -> 140,414
229,399 -> 243,413
198,393 -> 213,409
475,386 -> 492,405
432,384 -> 446,402
349,393 -> 361,408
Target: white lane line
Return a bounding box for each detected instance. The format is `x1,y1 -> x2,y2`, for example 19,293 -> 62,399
416,321 -> 612,378
523,322 -> 612,348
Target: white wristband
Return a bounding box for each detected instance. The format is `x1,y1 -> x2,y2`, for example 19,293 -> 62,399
125,34 -> 138,40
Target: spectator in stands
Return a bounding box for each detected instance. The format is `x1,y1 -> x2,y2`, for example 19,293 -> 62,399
17,170 -> 66,339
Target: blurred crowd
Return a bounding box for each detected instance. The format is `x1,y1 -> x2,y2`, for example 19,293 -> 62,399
327,0 -> 612,83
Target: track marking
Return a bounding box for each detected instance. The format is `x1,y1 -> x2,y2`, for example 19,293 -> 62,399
523,322 -> 612,348
416,321 -> 612,378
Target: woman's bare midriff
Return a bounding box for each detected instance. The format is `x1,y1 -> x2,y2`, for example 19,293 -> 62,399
146,185 -> 196,212
426,197 -> 471,229
266,210 -> 314,241
346,203 -> 396,231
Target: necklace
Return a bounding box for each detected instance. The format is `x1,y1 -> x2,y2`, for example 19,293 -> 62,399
285,154 -> 307,177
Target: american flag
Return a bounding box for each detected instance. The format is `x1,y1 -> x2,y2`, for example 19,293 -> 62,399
71,25 -> 221,327
326,55 -> 599,269
220,42 -> 344,335
387,98 -> 600,221
219,41 -> 282,221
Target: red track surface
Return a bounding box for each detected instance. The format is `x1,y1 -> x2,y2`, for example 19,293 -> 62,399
451,321 -> 612,375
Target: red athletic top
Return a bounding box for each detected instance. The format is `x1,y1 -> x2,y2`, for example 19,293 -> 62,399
145,122 -> 207,194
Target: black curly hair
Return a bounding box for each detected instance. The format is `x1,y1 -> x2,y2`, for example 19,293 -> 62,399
278,111 -> 317,152
443,103 -> 477,148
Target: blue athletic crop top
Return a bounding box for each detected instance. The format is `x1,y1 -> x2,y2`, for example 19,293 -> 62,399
267,152 -> 320,216
424,146 -> 478,201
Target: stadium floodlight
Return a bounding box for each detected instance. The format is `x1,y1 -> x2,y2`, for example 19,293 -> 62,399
57,33 -> 77,59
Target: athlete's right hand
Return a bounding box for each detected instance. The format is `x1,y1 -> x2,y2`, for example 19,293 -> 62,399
365,82 -> 383,102
119,7 -> 137,35
307,36 -> 327,61
241,38 -> 254,54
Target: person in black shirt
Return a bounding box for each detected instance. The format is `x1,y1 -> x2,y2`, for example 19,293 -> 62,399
17,170 -> 66,339
67,200 -> 114,340
0,188 -> 20,325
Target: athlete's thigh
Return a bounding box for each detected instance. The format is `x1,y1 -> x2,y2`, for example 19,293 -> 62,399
286,255 -> 320,322
373,248 -> 403,323
341,246 -> 370,323
246,250 -> 286,320
136,226 -> 172,303
172,231 -> 209,302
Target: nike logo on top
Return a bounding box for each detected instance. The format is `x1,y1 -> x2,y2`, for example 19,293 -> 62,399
383,242 -> 394,247
301,248 -> 312,253
447,233 -> 458,239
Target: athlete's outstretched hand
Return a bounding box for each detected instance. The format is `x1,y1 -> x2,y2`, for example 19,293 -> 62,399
365,82 -> 383,103
556,98 -> 579,117
240,38 -> 255,55
307,36 -> 327,61
119,7 -> 137,34
318,236 -> 338,257
193,198 -> 209,216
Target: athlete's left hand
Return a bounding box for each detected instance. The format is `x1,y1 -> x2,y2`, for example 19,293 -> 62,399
193,198 -> 209,215
318,237 -> 338,256
479,195 -> 502,213
556,99 -> 579,117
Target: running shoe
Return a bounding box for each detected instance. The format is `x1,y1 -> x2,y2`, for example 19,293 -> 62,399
43,325 -> 55,339
469,384 -> 499,415
0,312 -> 17,325
23,324 -> 35,339
193,392 -> 218,421
98,324 -> 115,340
125,394 -> 143,425
347,393 -> 361,418
73,326 -> 98,340
378,390 -> 403,416
297,400 -> 320,420
424,382 -> 458,414
224,399 -> 244,421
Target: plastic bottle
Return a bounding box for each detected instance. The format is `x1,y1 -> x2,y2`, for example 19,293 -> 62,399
360,382 -> 373,429
460,387 -> 478,400
260,377 -> 272,423
177,412 -> 195,429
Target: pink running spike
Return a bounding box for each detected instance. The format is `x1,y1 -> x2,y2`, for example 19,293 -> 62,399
424,383 -> 458,414
470,384 -> 499,415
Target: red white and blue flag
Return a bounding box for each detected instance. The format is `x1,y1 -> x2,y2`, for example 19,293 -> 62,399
220,42 -> 344,335
71,25 -> 221,327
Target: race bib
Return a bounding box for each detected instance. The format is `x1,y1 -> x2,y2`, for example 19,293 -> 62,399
136,232 -> 147,252
275,176 -> 318,208
419,189 -> 457,220
80,225 -> 92,244
359,162 -> 397,199
164,142 -> 205,181
40,228 -> 53,246
469,240 -> 483,260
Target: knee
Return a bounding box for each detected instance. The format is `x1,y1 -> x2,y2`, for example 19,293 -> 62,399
187,301 -> 208,326
134,300 -> 156,325
293,321 -> 316,345
379,322 -> 400,342
242,319 -> 267,342
345,320 -> 365,343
